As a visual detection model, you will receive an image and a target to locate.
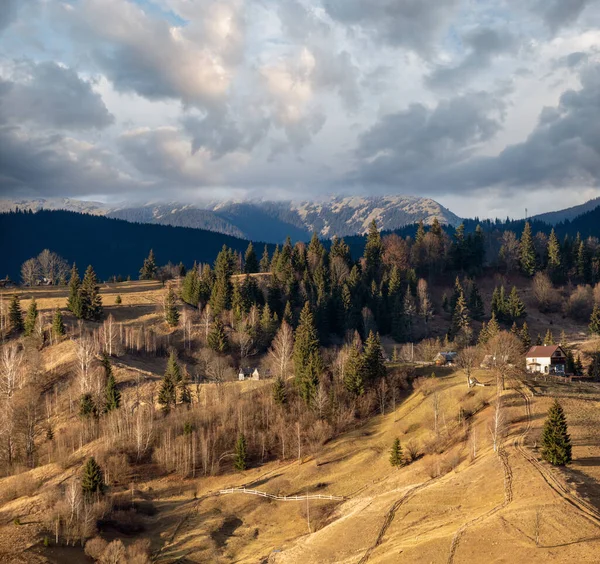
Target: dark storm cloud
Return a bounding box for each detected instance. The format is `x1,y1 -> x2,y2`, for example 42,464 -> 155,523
322,0 -> 460,54
425,28 -> 520,90
0,61 -> 114,130
353,91 -> 505,188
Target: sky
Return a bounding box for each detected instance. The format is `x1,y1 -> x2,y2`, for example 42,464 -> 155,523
1,0 -> 600,218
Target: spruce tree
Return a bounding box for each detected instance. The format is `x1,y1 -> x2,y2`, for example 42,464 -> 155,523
363,331 -> 386,386
520,222 -> 536,276
507,286 -> 526,321
158,373 -> 176,413
544,328 -> 555,345
52,308 -> 65,338
210,246 -> 234,315
468,283 -> 485,321
590,304 -> 600,336
115,295 -> 122,305
178,368 -> 192,406
450,291 -> 470,337
541,400 -> 572,466
24,298 -> 38,337
139,249 -> 157,280
244,243 -> 259,274
272,376 -> 287,406
547,228 -> 561,281
389,437 -> 403,468
260,245 -> 271,273
234,433 -> 248,471
487,312 -> 500,340
344,337 -> 365,396
81,457 -> 105,498
282,301 -> 293,326
520,322 -> 532,351
208,318 -> 229,353
588,352 -> 600,380
293,302 -> 323,404
181,267 -> 200,307
164,286 -> 180,327
364,220 -> 383,282
80,265 -> 103,321
8,294 -> 24,333
79,393 -> 97,418
67,264 -> 82,318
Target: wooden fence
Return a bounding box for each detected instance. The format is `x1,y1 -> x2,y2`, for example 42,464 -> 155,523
218,487 -> 344,501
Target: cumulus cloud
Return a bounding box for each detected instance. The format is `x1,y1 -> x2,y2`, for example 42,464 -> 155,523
0,61 -> 113,130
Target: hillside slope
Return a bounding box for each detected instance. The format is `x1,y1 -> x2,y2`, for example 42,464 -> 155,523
533,197 -> 600,225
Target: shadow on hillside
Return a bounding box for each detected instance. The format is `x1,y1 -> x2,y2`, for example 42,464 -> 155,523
211,516 -> 243,549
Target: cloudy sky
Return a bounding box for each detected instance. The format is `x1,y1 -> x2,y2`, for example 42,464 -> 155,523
1,0 -> 600,218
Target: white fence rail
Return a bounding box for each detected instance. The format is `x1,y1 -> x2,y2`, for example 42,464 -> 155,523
219,487 -> 344,501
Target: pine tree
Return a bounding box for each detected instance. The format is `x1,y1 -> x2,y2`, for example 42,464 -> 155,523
260,245 -> 270,273
67,264 -> 82,318
389,437 -> 403,468
272,376 -> 287,406
158,351 -> 179,412
478,322 -> 489,346
544,328 -> 555,345
79,393 -> 97,418
181,267 -> 201,307
178,368 -> 192,406
547,228 -> 561,281
210,246 -> 234,315
244,242 -> 259,274
363,331 -> 386,386
164,286 -> 180,327
8,294 -> 24,333
364,220 -> 383,282
487,312 -> 500,340
293,302 -> 323,404
208,318 -> 229,353
139,249 -> 157,280
52,308 -> 65,338
575,354 -> 584,376
81,457 -> 105,498
344,336 -> 365,396
520,322 -> 532,351
450,291 -> 470,337
80,265 -> 103,321
115,295 -> 122,305
588,352 -> 600,380
507,286 -> 526,321
590,304 -> 600,336
24,298 -> 38,336
520,222 -> 536,276
541,400 -> 572,466
234,433 -> 248,471
282,301 -> 293,326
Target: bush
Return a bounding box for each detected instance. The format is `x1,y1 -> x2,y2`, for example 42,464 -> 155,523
564,285 -> 593,322
85,537 -> 108,560
532,272 -> 561,313
405,439 -> 420,463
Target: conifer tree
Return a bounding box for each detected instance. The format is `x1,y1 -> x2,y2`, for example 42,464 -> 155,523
588,352 -> 600,380
520,222 -> 536,276
468,283 -> 485,321
487,312 -> 500,340
80,265 -> 103,321
210,246 -> 234,315
389,437 -> 403,468
478,321 -> 489,346
450,291 -> 470,337
103,353 -> 120,412
364,220 -> 383,282
181,266 -> 200,307
450,277 -> 463,316
520,322 -> 532,351
272,376 -> 287,406
282,301 -> 293,326
293,302 -> 323,404
178,368 -> 192,406
67,264 -> 82,318
115,295 -> 122,304
164,286 -> 180,327
8,294 -> 24,333
575,354 -> 584,376
24,297 -> 38,336
81,457 -> 105,498
208,318 -> 229,353
244,242 -> 259,274
234,433 -> 248,471
507,286 -> 526,321
544,328 -> 555,345
547,228 -> 561,281
260,245 -> 270,273
52,308 -> 65,338
158,372 -> 176,413
139,249 -> 157,280
79,393 -> 97,418
590,304 -> 600,336
344,336 -> 365,396
363,331 -> 386,386
402,287 -> 416,340
541,400 -> 572,466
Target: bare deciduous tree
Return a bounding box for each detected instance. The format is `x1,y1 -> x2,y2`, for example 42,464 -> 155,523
21,258 -> 41,286
76,335 -> 98,394
458,347 -> 480,388
489,391 -> 504,453
268,321 -> 294,380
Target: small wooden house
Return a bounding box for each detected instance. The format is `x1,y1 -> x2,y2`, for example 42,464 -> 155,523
434,351 -> 457,366
526,345 -> 566,375
238,367 -> 261,381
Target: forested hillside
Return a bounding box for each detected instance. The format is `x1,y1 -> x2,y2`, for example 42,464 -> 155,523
0,210 -> 274,281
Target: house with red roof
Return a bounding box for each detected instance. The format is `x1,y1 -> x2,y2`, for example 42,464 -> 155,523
525,345 -> 566,375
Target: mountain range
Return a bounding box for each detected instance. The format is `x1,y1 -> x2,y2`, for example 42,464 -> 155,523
0,196 -> 461,244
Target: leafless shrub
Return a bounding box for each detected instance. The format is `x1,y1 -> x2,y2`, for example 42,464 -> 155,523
532,272 -> 561,313
405,439 -> 420,463
85,536 -> 108,560
564,285 -> 593,322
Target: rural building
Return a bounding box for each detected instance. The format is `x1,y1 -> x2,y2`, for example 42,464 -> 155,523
434,351 -> 457,366
238,367 -> 261,381
525,345 -> 566,375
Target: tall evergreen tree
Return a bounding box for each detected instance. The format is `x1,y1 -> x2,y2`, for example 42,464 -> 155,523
541,400 -> 572,466
507,286 -> 526,321
80,265 -> 103,321
52,308 -> 65,338
519,222 -> 536,276
81,457 -> 105,498
520,322 -> 532,351
260,245 -> 270,273
181,266 -> 201,307
67,263 -> 82,317
344,336 -> 365,396
139,249 -> 158,280
547,228 -> 561,281
178,368 -> 192,406
164,286 -> 180,327
590,304 -> 600,336
389,437 -> 403,468
244,242 -> 259,274
468,283 -> 485,321
8,294 -> 24,333
79,393 -> 97,418
450,291 -> 471,337
544,328 -> 555,345
364,220 -> 383,282
210,246 -> 234,315
158,350 -> 179,412
234,433 -> 248,471
363,331 -> 386,386
208,318 -> 229,353
293,302 -> 323,404
24,297 -> 38,336
272,376 -> 287,406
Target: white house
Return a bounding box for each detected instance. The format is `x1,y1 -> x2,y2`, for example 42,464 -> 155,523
238,367 -> 261,381
526,345 -> 566,375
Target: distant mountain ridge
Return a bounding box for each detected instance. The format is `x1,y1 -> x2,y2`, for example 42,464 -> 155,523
533,197 -> 600,225
0,196 -> 461,244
